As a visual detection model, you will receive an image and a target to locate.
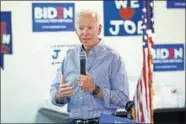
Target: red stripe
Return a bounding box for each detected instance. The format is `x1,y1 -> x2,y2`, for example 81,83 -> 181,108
149,83 -> 153,122
139,79 -> 145,122
136,81 -> 140,121
143,48 -> 149,112
148,37 -> 153,122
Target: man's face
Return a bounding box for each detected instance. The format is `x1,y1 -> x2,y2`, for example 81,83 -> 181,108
75,14 -> 101,48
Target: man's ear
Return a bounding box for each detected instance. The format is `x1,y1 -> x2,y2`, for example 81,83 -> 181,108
98,24 -> 102,35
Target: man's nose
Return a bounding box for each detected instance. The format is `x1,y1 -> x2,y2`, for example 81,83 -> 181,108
82,28 -> 88,35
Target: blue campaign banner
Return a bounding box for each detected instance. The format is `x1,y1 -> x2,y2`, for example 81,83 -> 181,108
0,11 -> 13,54
0,54 -> 4,69
167,0 -> 185,8
103,0 -> 143,36
99,114 -> 141,124
32,3 -> 75,32
153,44 -> 185,72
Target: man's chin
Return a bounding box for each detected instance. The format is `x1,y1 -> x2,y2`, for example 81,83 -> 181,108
82,40 -> 90,43
82,42 -> 89,46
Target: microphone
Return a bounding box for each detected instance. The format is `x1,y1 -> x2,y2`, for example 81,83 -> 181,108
80,45 -> 87,75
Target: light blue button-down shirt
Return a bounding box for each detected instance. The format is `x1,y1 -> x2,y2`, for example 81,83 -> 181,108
50,40 -> 129,119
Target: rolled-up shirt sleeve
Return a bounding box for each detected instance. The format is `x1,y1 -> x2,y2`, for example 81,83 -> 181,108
102,55 -> 129,109
50,61 -> 69,107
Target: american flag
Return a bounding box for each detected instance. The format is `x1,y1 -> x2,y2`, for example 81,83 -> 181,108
132,0 -> 154,123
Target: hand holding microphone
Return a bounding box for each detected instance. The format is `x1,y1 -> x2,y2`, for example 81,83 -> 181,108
78,72 -> 96,93
78,45 -> 96,93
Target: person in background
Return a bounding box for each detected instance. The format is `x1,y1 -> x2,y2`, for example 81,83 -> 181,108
50,9 -> 129,124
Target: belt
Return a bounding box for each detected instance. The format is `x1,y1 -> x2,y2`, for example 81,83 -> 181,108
75,118 -> 99,124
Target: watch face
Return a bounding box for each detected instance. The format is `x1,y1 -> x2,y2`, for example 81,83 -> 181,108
92,85 -> 100,96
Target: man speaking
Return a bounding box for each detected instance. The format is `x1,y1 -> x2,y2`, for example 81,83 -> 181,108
50,9 -> 130,124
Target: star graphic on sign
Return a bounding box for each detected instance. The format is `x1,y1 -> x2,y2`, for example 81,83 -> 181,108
143,8 -> 147,13
151,18 -> 154,22
150,2 -> 154,7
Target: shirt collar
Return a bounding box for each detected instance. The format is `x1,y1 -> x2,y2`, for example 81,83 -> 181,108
89,39 -> 105,57
78,39 -> 105,57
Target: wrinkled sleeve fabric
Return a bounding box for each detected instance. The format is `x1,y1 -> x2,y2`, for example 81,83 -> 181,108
102,54 -> 129,109
50,59 -> 69,107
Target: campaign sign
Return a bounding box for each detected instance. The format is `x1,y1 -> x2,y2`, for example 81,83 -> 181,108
51,44 -> 78,66
99,114 -> 141,124
153,44 -> 184,71
103,0 -> 143,36
0,54 -> 4,69
167,0 -> 185,9
32,3 -> 75,32
0,11 -> 13,54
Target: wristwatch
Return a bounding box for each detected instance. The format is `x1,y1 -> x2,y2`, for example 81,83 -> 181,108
92,85 -> 100,96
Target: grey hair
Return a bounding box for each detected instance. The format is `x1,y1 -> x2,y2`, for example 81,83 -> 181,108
75,9 -> 100,28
